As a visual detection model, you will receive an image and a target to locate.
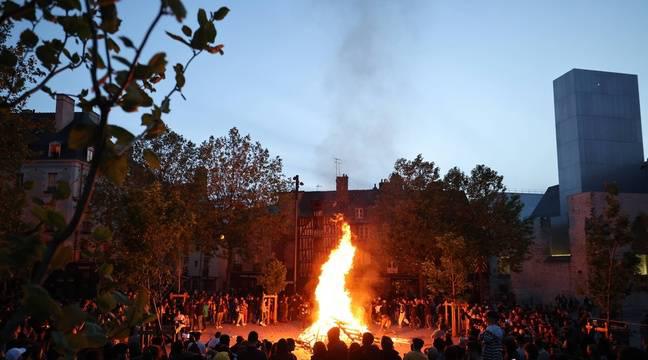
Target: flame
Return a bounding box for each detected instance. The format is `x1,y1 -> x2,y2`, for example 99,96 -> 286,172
299,221 -> 367,344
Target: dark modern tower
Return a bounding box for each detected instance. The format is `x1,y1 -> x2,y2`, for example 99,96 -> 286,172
554,69 -> 644,218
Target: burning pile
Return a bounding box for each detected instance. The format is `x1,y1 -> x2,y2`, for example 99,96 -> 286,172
298,221 -> 368,344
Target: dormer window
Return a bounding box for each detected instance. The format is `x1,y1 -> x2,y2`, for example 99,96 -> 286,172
48,142 -> 61,158
355,208 -> 365,219
86,147 -> 94,162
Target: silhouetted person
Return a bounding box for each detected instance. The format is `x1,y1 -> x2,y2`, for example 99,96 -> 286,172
404,338 -> 426,360
381,336 -> 401,360
349,342 -> 362,360
359,332 -> 382,360
238,331 -> 268,360
325,327 -> 348,360
270,338 -> 293,360
311,341 -> 327,360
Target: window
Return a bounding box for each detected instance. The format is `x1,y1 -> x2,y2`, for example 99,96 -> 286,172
48,142 -> 61,158
355,207 -> 365,219
86,147 -> 94,162
47,173 -> 57,191
638,255 -> 648,276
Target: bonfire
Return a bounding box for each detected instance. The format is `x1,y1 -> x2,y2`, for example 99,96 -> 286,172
298,220 -> 368,345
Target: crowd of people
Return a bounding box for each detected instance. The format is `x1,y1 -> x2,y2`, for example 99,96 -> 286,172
157,292 -> 312,334
2,290 -> 647,359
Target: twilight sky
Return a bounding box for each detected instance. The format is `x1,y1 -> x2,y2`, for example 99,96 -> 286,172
25,0 -> 648,192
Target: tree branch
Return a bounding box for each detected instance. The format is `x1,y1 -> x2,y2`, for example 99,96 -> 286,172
109,3 -> 165,105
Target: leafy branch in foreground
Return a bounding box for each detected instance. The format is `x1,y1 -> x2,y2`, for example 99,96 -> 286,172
0,0 -> 229,354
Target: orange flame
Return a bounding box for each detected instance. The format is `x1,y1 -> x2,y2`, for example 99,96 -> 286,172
299,221 -> 367,344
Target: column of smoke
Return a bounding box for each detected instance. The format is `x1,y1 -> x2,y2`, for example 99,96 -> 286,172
317,1 -> 421,188
314,1 -> 422,317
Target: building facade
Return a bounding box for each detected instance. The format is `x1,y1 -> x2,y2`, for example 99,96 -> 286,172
19,95 -> 97,260
512,69 -> 648,318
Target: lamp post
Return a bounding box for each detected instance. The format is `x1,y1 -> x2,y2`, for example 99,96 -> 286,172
292,175 -> 303,294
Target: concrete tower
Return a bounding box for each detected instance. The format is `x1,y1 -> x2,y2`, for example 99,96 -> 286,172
554,69 -> 644,218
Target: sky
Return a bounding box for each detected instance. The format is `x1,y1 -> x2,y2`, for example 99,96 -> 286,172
25,0 -> 648,192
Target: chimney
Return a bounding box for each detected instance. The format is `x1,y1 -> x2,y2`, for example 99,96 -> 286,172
55,94 -> 75,132
336,174 -> 349,204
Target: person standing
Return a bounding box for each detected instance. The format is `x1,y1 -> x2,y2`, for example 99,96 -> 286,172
398,300 -> 410,328
479,311 -> 504,360
325,327 -> 348,360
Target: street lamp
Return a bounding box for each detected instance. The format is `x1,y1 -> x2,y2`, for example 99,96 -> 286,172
292,175 -> 303,294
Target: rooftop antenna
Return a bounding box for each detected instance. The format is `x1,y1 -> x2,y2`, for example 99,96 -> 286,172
334,157 -> 342,177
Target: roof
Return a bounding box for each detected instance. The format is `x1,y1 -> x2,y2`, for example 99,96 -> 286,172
506,192 -> 544,219
29,112 -> 98,161
297,189 -> 379,217
530,185 -> 560,218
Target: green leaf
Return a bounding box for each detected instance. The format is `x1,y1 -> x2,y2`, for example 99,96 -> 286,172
22,284 -> 62,322
36,41 -> 62,69
143,149 -> 160,169
147,52 -> 167,74
197,8 -> 208,26
19,29 -> 39,47
119,84 -> 153,112
167,0 -> 187,22
214,6 -> 230,21
93,226 -> 112,242
181,25 -> 192,37
98,263 -> 114,277
31,196 -> 44,205
96,292 -> 117,312
53,181 -> 71,200
119,36 -> 134,49
107,37 -> 121,53
161,98 -> 171,113
173,63 -> 185,89
57,304 -> 86,332
46,210 -> 66,231
100,3 -> 121,33
58,15 -> 92,40
103,83 -> 121,97
83,322 -> 107,348
100,149 -> 128,185
108,125 -> 135,146
165,31 -> 190,47
68,122 -> 97,149
50,245 -> 73,271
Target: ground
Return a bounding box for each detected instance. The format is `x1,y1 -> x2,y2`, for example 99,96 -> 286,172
199,321 -> 435,359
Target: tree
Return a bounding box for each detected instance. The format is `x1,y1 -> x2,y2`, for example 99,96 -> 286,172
376,156 -> 532,299
0,0 -> 230,353
585,184 -> 640,328
199,127 -> 290,288
422,234 -> 472,303
259,258 -> 287,295
0,22 -> 46,242
443,165 -> 533,299
375,155 -> 445,272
